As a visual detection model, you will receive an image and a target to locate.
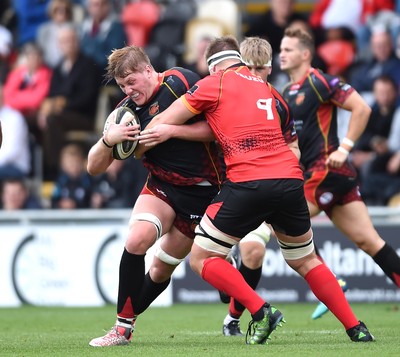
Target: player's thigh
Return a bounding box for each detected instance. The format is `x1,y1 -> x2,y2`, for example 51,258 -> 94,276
160,225 -> 193,260
127,194 -> 176,252
330,201 -> 385,254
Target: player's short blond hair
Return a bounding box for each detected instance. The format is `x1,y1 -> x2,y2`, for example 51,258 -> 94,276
240,37 -> 273,67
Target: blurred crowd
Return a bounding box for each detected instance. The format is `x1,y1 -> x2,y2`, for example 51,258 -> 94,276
0,0 -> 400,210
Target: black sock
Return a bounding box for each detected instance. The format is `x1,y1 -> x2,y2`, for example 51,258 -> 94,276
251,302 -> 269,321
117,249 -> 146,316
135,273 -> 171,315
233,264 -> 262,313
373,243 -> 400,287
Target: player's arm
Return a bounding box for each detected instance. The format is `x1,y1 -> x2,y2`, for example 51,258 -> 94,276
134,97 -> 199,157
87,111 -> 140,175
138,120 -> 215,146
327,90 -> 371,168
87,139 -> 115,175
149,97 -> 195,128
336,90 -> 371,147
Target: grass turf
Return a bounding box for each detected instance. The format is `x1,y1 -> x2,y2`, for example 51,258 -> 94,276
1,303 -> 399,356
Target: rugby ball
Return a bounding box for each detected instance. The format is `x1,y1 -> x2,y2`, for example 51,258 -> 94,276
104,106 -> 140,160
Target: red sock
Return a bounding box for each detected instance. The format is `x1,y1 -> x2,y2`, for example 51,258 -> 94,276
305,264 -> 358,330
229,299 -> 243,318
202,257 -> 265,315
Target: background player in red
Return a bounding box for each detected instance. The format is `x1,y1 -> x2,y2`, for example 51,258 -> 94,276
87,45 -> 223,347
279,27 -> 400,318
140,35 -> 374,344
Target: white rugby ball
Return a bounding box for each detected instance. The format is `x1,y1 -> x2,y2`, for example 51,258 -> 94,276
105,106 -> 140,160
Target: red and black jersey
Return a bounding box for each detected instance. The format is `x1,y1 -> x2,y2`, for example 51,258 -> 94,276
282,68 -> 355,174
119,67 -> 223,186
182,64 -> 303,183
268,83 -> 297,145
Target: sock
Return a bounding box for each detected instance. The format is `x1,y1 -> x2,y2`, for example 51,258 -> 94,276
135,273 -> 171,315
117,249 -> 146,318
305,264 -> 359,330
230,264 -> 262,317
116,316 -> 135,329
223,314 -> 239,325
201,257 -> 265,315
373,243 -> 400,287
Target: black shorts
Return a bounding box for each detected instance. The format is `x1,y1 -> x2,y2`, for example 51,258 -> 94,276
205,179 -> 311,238
141,174 -> 219,238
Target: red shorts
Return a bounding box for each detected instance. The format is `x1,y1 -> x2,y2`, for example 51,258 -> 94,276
304,170 -> 362,217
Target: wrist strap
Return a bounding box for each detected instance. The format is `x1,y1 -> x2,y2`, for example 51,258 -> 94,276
102,137 -> 113,148
338,146 -> 349,156
342,137 -> 354,148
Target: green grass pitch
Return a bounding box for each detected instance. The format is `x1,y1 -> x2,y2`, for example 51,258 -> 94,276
1,303 -> 399,356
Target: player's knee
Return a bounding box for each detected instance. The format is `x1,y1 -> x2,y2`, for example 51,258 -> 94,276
240,242 -> 265,268
194,222 -> 237,256
277,235 -> 315,260
129,213 -> 162,239
155,245 -> 185,266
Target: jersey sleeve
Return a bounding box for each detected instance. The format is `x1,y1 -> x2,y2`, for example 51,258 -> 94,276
183,75 -> 220,114
270,84 -> 297,144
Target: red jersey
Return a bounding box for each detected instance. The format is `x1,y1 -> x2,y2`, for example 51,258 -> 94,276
182,64 -> 303,182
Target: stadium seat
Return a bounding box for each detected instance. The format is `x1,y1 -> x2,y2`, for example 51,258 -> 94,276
183,18 -> 227,64
196,0 -> 241,39
121,0 -> 161,47
317,40 -> 355,76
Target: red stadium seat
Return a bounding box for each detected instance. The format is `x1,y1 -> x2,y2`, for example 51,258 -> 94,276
121,0 -> 161,47
317,40 -> 355,76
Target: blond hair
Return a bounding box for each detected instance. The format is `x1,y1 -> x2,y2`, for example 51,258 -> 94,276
106,46 -> 152,81
240,37 -> 272,67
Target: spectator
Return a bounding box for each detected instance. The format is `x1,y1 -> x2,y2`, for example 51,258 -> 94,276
36,0 -> 74,68
245,0 -> 307,54
3,42 -> 51,141
0,25 -> 13,84
51,142 -> 92,209
348,27 -> 400,95
79,0 -> 127,73
351,75 -> 399,186
79,0 -> 127,110
0,0 -> 17,36
0,178 -> 42,210
0,84 -> 31,180
91,157 -> 148,208
13,0 -> 50,46
309,0 -> 367,45
183,36 -> 212,79
360,100 -> 400,205
38,23 -> 101,179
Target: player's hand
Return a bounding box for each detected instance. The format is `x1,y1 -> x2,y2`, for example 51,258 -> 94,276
103,111 -> 140,146
326,149 -> 347,168
138,124 -> 174,147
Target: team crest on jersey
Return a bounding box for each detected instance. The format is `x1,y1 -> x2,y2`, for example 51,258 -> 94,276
149,102 -> 159,116
295,92 -> 305,105
187,84 -> 199,95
